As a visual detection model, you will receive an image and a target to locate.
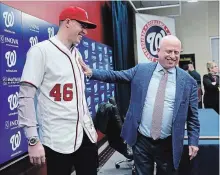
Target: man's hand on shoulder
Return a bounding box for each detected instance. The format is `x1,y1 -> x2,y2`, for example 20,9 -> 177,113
78,58 -> 93,78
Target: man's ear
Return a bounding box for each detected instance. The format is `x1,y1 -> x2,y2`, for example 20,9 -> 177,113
65,18 -> 71,28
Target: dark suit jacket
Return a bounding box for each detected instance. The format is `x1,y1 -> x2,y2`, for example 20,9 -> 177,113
92,62 -> 200,169
189,70 -> 201,86
203,73 -> 219,113
189,70 -> 203,107
95,101 -> 132,159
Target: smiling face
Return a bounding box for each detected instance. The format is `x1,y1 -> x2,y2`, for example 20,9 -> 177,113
65,19 -> 88,45
157,35 -> 182,69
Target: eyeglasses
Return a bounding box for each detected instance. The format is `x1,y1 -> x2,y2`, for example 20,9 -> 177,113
76,20 -> 88,29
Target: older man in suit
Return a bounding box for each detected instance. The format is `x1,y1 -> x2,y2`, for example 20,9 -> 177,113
79,35 -> 200,175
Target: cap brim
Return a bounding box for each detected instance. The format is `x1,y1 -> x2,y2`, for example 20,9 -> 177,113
78,20 -> 97,29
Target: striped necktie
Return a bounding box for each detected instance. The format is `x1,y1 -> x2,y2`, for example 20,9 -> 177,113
151,69 -> 168,140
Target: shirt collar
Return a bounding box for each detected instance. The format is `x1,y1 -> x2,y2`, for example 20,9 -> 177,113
53,35 -> 75,52
156,62 -> 176,74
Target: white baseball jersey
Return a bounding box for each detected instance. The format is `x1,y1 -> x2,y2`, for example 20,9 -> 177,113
20,36 -> 97,154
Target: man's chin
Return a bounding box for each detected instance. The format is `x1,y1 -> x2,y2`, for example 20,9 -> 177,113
75,40 -> 81,45
165,64 -> 175,69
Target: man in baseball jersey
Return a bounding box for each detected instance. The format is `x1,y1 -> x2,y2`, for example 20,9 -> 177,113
18,6 -> 98,175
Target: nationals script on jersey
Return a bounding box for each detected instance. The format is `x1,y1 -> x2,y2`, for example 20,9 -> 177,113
20,36 -> 97,154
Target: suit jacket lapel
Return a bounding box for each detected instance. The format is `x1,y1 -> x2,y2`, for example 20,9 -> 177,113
173,67 -> 185,123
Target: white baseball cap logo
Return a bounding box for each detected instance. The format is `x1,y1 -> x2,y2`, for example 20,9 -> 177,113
85,12 -> 88,19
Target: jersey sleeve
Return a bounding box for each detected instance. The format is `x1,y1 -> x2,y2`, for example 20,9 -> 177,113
20,46 -> 46,88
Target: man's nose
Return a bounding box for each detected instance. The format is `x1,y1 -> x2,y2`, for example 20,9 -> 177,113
170,51 -> 175,58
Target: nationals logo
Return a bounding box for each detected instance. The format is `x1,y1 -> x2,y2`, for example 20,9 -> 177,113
141,20 -> 171,62
48,27 -> 55,38
3,11 -> 14,28
5,50 -> 17,68
87,96 -> 91,106
10,131 -> 21,151
29,36 -> 38,47
8,92 -> 19,111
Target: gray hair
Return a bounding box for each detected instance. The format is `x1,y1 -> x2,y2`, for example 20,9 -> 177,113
206,61 -> 216,72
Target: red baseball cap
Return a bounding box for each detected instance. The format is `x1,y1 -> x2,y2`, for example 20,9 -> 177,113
59,6 -> 96,29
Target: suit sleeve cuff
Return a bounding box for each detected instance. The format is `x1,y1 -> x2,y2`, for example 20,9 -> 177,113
91,69 -> 98,79
188,139 -> 199,146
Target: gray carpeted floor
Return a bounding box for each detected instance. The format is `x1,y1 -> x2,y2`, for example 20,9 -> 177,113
72,149 -> 156,175
98,151 -> 134,175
